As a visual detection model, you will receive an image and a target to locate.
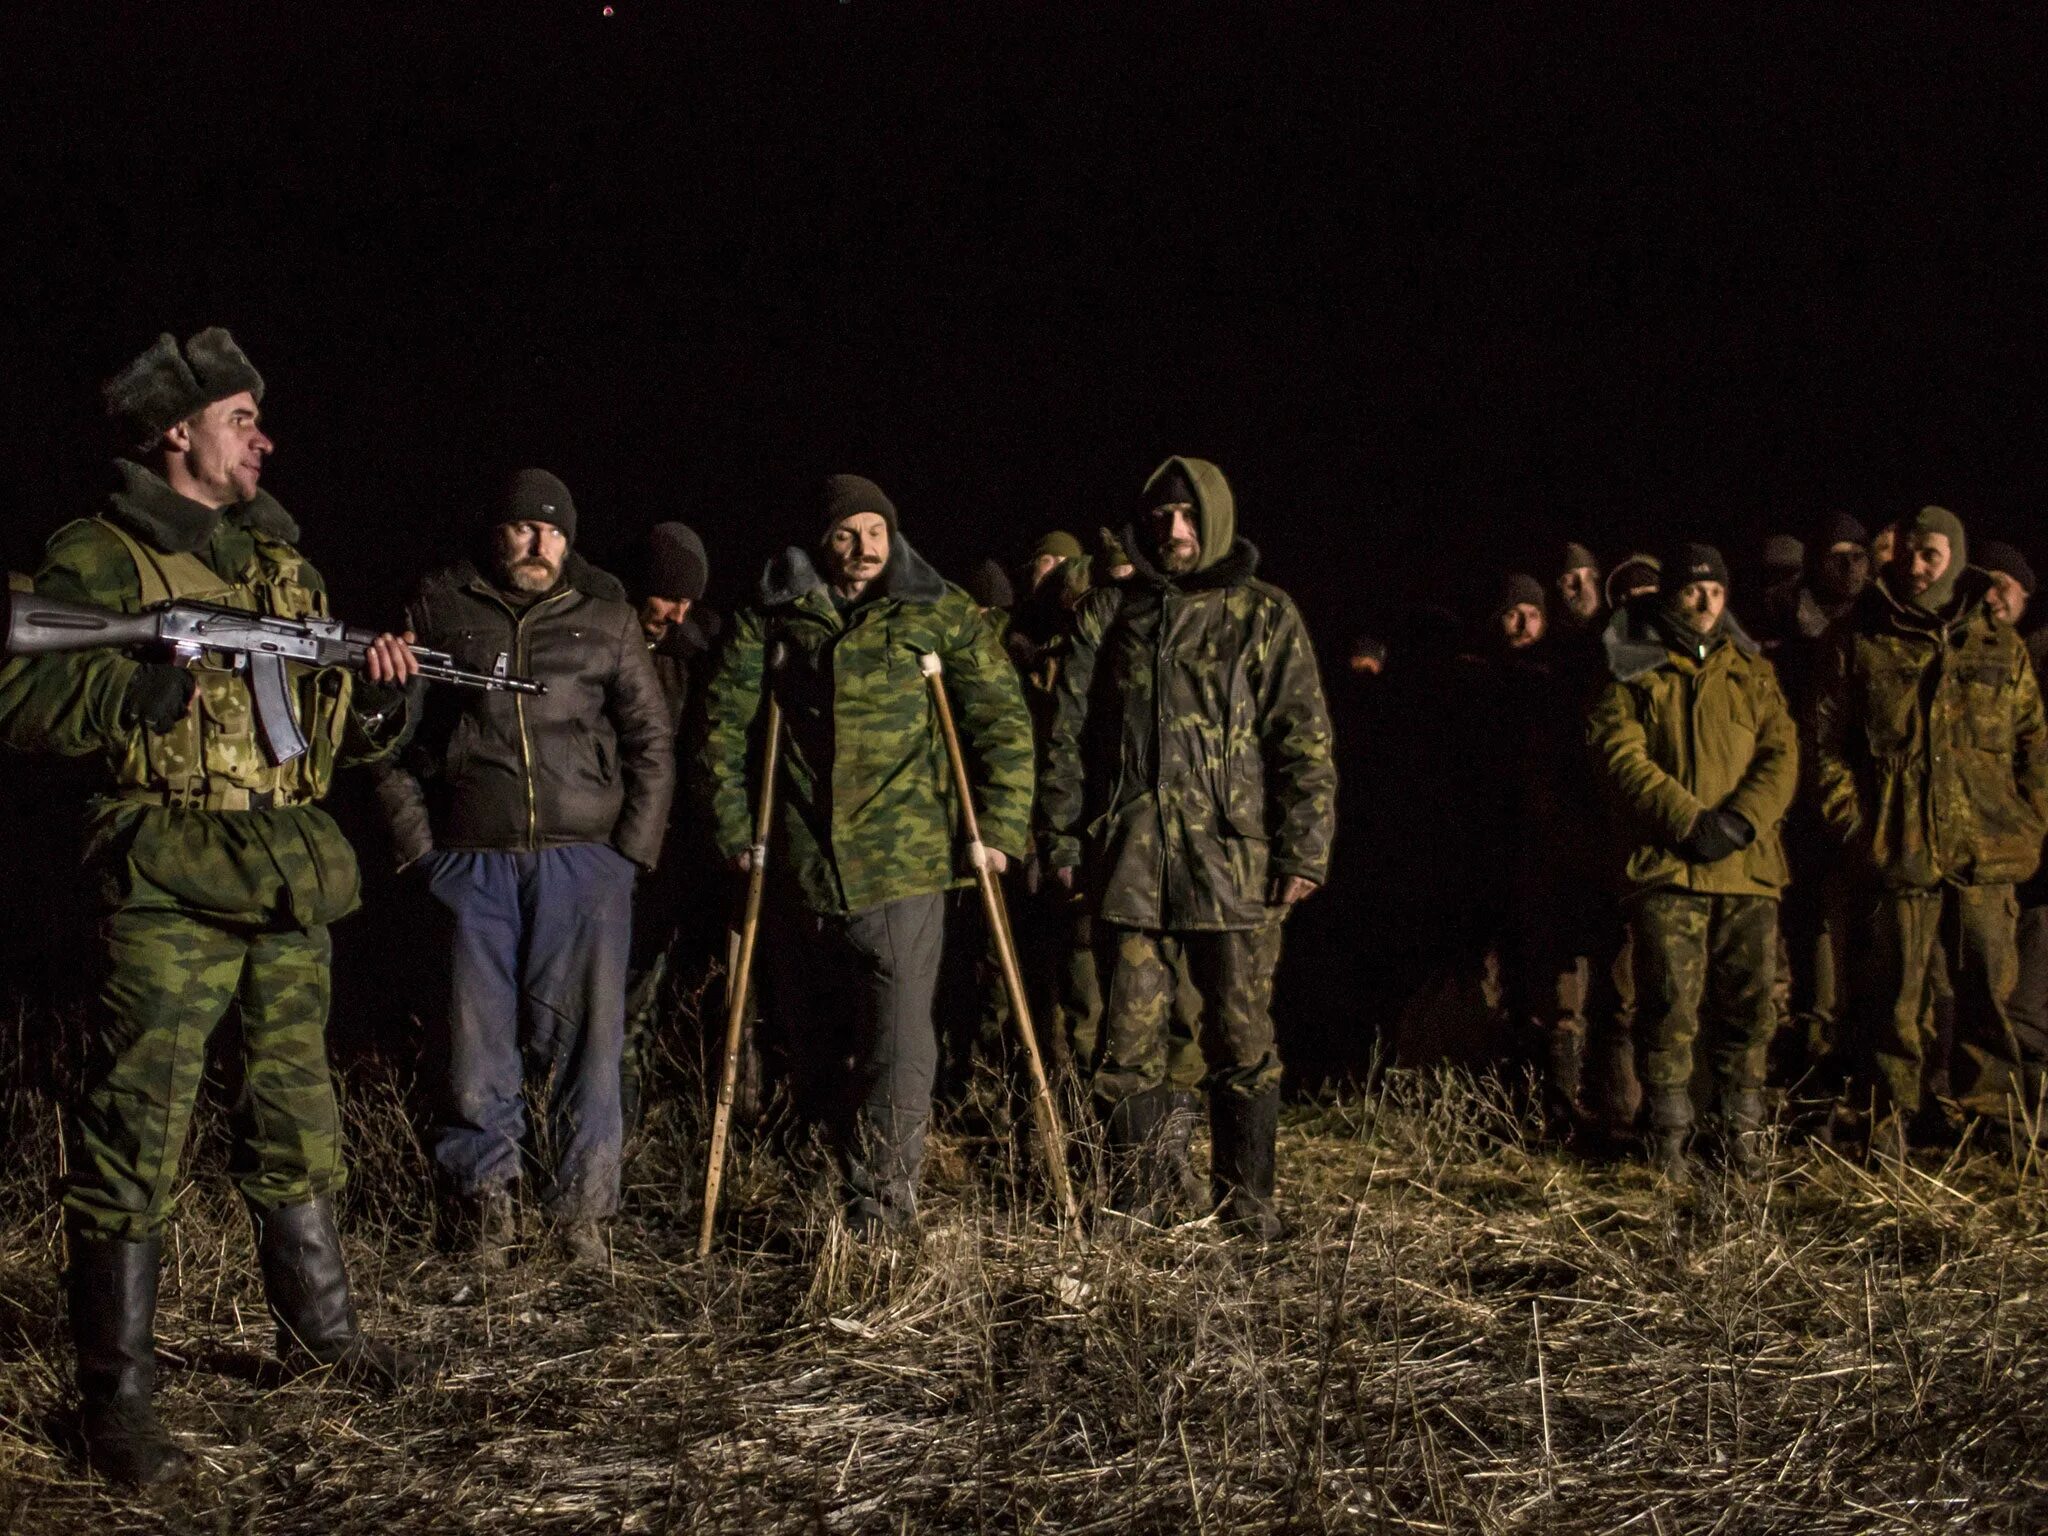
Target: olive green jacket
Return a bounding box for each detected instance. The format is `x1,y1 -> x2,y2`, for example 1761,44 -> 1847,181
1041,478 -> 1337,933
1587,603 -> 1798,899
0,462 -> 407,927
1811,571 -> 2048,889
697,535 -> 1034,916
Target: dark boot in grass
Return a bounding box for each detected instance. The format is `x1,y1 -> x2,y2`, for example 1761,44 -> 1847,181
1159,1090 -> 1208,1217
68,1233 -> 191,1488
1213,1089 -> 1287,1242
253,1196 -> 430,1391
1723,1088 -> 1767,1177
1647,1092 -> 1694,1183
1102,1086 -> 1169,1225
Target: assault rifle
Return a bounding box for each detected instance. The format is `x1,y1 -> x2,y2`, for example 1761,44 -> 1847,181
0,589 -> 545,765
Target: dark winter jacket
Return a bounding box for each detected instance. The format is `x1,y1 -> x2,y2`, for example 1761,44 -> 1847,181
374,553 -> 675,868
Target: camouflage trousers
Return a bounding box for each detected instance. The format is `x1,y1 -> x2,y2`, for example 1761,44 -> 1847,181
1094,921 -> 1284,1104
1628,891 -> 1777,1120
65,909 -> 344,1241
1059,909 -> 1205,1094
1860,882 -> 2041,1118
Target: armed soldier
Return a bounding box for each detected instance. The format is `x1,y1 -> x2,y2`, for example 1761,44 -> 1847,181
1042,457 -> 1336,1239
697,476 -> 1033,1235
1812,506 -> 2048,1146
0,330 -> 426,1485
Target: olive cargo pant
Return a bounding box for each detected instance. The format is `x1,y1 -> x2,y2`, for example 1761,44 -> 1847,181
1094,920 -> 1285,1104
65,910 -> 344,1241
1628,891 -> 1777,1120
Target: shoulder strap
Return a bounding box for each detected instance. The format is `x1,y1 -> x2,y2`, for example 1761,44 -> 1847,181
93,516 -> 234,607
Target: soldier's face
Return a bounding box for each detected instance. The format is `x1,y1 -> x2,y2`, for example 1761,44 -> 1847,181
825,513 -> 890,587
1987,571 -> 2030,627
639,594 -> 691,642
168,391 -> 271,507
1557,566 -> 1601,620
1147,502 -> 1200,574
1870,528 -> 1896,568
1899,532 -> 1951,597
1815,541 -> 1871,604
1499,603 -> 1545,648
1675,580 -> 1726,634
495,520 -> 568,593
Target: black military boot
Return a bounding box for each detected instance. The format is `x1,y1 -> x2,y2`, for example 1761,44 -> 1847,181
1647,1092 -> 1694,1182
1157,1090 -> 1208,1217
1212,1089 -> 1287,1242
1102,1086 -> 1170,1226
1723,1087 -> 1767,1177
251,1197 -> 429,1391
68,1233 -> 191,1487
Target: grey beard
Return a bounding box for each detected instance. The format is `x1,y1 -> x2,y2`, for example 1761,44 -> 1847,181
505,561 -> 558,593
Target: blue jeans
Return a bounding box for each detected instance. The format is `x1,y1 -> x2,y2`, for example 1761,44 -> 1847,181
423,844 -> 636,1220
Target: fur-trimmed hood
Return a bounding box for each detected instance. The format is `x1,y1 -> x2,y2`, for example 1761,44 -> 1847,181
425,549 -> 629,607
1121,527 -> 1262,593
1603,597 -> 1760,682
106,458 -> 299,554
756,532 -> 950,609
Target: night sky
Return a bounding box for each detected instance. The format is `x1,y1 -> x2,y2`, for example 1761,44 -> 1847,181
4,6 -> 2045,646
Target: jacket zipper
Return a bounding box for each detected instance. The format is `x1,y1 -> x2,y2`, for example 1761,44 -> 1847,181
486,585 -> 574,853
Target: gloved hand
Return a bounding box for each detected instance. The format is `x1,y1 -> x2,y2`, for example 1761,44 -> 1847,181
121,663 -> 196,734
1682,807 -> 1756,863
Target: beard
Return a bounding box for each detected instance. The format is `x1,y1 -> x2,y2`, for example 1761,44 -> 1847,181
1160,540 -> 1200,574
505,556 -> 560,594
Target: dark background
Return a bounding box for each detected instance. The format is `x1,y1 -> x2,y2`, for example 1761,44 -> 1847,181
2,5 -> 2044,1058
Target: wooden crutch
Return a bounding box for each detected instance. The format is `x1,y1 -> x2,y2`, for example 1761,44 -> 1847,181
918,651 -> 1084,1235
697,687 -> 784,1258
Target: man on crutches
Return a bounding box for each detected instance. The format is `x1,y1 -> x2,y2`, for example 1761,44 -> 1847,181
697,476 -> 1035,1238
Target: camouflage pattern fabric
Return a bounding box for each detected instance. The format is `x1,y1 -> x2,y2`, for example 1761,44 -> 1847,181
1058,908 -> 1205,1093
65,912 -> 344,1239
698,538 -> 1034,916
1811,571 -> 2048,890
1861,882 -> 2037,1118
1041,534 -> 1336,932
1093,920 -> 1285,1103
1629,890 -> 1778,1112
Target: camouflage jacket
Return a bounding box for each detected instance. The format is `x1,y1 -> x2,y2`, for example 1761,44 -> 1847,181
1811,571 -> 2048,889
696,536 -> 1034,916
1041,537 -> 1337,931
0,461 -> 407,927
1587,604 -> 1798,899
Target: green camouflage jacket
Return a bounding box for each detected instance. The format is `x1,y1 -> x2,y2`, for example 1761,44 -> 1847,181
1041,458 -> 1337,932
0,461 -> 407,927
1811,570 -> 2048,889
1587,603 -> 1798,899
697,535 -> 1034,916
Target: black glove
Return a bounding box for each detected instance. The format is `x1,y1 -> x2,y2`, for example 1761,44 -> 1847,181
120,663 -> 196,735
1682,808 -> 1756,864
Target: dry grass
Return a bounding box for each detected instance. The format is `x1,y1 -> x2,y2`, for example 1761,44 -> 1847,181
3,1015 -> 2047,1534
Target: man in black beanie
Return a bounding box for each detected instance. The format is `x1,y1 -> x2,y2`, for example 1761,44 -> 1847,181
375,469 -> 675,1267
1813,506 -> 2048,1146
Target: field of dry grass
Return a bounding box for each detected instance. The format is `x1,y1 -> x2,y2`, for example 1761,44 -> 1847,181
3,1031 -> 2047,1534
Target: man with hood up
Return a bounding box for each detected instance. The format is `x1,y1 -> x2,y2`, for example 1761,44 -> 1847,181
697,475 -> 1033,1235
1042,457 -> 1336,1239
1588,543 -> 1799,1177
1812,506 -> 2048,1145
375,470 -> 675,1268
0,329 -> 426,1485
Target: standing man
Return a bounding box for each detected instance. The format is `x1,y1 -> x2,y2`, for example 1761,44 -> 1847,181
1555,542 -> 1604,635
698,475 -> 1033,1235
1813,507 -> 2048,1144
1042,456 -> 1336,1239
1588,544 -> 1798,1175
0,329 -> 425,1485
375,470 -> 674,1266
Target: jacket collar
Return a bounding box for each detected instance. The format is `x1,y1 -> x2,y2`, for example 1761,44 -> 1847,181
107,458 -> 300,555
436,549 -> 628,606
1867,566 -> 1996,639
1121,528 -> 1261,593
1603,598 -> 1759,682
756,532 -> 949,609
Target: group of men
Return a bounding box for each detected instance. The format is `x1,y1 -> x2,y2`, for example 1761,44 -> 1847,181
0,330 -> 1335,1485
1406,512 -> 2048,1173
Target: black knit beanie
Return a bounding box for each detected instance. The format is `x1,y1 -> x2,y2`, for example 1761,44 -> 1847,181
1978,540 -> 2037,596
1658,543 -> 1729,596
818,474 -> 898,544
645,521 -> 709,602
1560,541 -> 1599,575
1809,511 -> 1869,553
1494,572 -> 1548,617
496,468 -> 578,547
1146,466 -> 1196,510
963,558 -> 1015,611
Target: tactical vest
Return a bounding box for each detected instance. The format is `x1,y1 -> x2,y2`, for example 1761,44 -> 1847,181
99,517 -> 352,812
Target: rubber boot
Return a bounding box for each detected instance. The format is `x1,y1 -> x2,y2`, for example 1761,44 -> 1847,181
1647,1091 -> 1694,1183
1212,1089 -> 1287,1242
1159,1090 -> 1208,1217
252,1196 -> 429,1391
68,1233 -> 191,1487
1544,1017 -> 1588,1138
1724,1087 -> 1767,1177
1102,1086 -> 1170,1226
